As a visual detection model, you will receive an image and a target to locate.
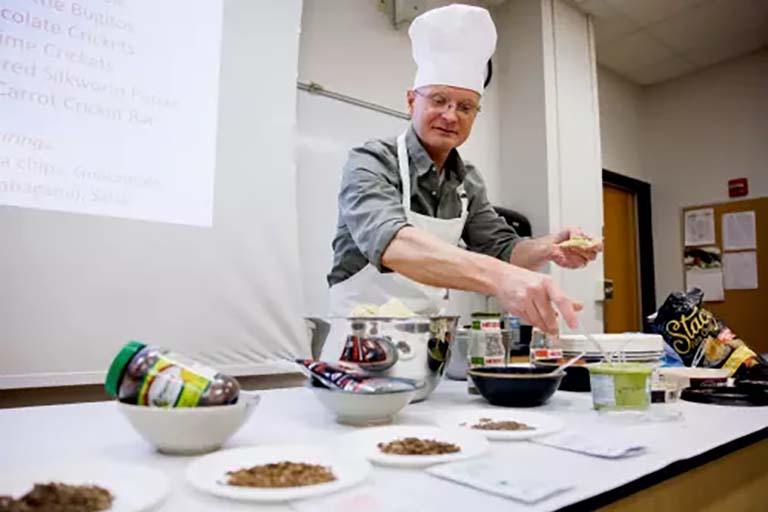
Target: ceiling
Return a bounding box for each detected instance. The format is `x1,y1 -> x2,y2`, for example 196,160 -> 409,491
573,0 -> 768,85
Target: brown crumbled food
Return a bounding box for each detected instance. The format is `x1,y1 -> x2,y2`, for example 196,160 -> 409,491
0,482 -> 113,512
469,417 -> 534,431
226,462 -> 336,488
377,437 -> 460,455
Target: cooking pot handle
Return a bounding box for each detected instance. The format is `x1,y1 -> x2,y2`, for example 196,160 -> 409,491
339,335 -> 399,371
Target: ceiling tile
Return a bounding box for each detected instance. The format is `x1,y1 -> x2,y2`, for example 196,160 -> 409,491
577,0 -> 641,44
597,30 -> 677,72
645,0 -> 768,52
683,26 -> 768,67
622,56 -> 696,85
592,13 -> 640,46
604,0 -> 703,26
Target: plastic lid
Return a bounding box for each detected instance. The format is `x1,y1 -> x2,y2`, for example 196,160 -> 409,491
104,341 -> 146,397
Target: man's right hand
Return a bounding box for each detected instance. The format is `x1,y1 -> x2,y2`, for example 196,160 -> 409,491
492,266 -> 579,334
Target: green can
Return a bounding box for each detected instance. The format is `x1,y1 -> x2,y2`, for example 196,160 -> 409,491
588,363 -> 653,410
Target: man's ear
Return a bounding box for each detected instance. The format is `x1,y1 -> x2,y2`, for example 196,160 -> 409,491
406,90 -> 416,117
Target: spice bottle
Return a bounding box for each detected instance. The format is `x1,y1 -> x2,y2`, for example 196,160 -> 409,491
467,313 -> 504,394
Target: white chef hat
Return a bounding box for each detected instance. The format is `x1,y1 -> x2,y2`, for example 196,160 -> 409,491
409,4 -> 497,95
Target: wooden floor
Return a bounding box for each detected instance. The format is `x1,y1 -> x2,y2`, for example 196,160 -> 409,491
0,373 -> 305,409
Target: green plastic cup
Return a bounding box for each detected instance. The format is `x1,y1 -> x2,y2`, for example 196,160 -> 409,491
588,363 -> 653,411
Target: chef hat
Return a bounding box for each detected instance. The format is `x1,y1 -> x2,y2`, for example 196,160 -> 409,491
409,4 -> 497,94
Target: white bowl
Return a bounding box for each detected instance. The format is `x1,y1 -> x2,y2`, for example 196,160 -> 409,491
117,394 -> 258,455
310,382 -> 421,426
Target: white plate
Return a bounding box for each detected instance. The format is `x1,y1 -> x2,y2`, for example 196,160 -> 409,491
342,425 -> 489,468
437,410 -> 565,441
186,445 -> 371,502
558,334 -> 664,353
0,463 -> 168,512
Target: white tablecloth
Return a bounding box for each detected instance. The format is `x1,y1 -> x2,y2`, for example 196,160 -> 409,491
2,380 -> 767,511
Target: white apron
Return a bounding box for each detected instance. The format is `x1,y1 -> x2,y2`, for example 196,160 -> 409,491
321,130 -> 469,361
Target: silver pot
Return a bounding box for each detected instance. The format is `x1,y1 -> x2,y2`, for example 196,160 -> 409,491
313,316 -> 460,402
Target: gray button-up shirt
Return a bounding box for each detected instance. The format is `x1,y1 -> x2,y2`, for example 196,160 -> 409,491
328,125 -> 522,286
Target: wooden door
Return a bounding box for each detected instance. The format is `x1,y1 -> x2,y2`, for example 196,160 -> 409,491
603,183 -> 641,332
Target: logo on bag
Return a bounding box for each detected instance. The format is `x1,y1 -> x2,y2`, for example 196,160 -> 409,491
664,306 -> 719,355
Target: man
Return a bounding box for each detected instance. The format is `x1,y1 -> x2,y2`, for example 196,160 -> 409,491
325,5 -> 600,358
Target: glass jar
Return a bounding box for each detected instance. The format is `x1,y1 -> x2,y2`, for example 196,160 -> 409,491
105,341 -> 240,407
467,313 -> 504,395
529,330 -> 563,365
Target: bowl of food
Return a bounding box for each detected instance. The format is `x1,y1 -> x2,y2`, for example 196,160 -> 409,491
320,314 -> 460,402
309,377 -> 423,426
467,366 -> 564,407
117,393 -> 259,455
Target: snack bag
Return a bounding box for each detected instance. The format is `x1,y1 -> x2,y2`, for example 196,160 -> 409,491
649,289 -> 767,378
295,359 -> 414,393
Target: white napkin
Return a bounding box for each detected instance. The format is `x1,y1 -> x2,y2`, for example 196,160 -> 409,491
427,458 -> 573,504
532,431 -> 647,459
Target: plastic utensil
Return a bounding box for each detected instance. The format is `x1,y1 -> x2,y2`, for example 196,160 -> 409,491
578,326 -> 612,363
551,351 -> 586,375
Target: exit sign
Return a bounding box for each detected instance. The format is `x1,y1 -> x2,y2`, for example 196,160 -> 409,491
729,178 -> 748,197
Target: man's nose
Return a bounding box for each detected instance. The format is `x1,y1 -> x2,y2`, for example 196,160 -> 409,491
440,107 -> 458,123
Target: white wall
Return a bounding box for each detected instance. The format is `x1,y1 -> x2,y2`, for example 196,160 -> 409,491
595,48 -> 768,306
550,0 -> 605,331
597,67 -> 645,182
643,49 -> 768,302
495,0 -> 605,332
495,0 -> 550,234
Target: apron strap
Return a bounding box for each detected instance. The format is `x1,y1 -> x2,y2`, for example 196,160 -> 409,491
396,132 -> 411,212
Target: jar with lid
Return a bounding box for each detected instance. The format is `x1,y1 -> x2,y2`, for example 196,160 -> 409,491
105,341 -> 240,407
467,313 -> 505,394
529,330 -> 563,365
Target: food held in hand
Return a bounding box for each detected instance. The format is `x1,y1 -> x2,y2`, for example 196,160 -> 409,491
349,298 -> 416,317
226,462 -> 336,488
0,482 -> 113,512
558,234 -> 596,248
105,341 -> 240,407
466,417 -> 533,431
377,437 -> 461,455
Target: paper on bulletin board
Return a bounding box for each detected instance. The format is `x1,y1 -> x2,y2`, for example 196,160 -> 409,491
722,211 -> 757,250
685,208 -> 715,246
686,268 -> 725,301
723,251 -> 758,290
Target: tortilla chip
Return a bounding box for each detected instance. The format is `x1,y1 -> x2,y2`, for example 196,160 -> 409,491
558,235 -> 597,249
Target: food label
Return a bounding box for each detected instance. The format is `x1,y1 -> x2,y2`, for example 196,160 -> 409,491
138,354 -> 214,407
590,374 -> 615,409
530,348 -> 563,361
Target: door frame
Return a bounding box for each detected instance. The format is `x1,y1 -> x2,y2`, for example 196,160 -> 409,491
602,169 -> 656,332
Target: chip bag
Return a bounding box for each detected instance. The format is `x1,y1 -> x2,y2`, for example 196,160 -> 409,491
649,288 -> 767,378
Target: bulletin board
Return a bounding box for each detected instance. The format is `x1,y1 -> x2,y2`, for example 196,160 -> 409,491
681,197 -> 766,354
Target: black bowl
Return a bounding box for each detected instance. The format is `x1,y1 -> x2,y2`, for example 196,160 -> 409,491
468,366 -> 564,407
534,362 -> 591,392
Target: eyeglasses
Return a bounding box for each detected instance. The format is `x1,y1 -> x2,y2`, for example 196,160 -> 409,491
413,89 -> 481,117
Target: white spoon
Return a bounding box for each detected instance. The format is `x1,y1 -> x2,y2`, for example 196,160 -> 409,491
551,351 -> 586,375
